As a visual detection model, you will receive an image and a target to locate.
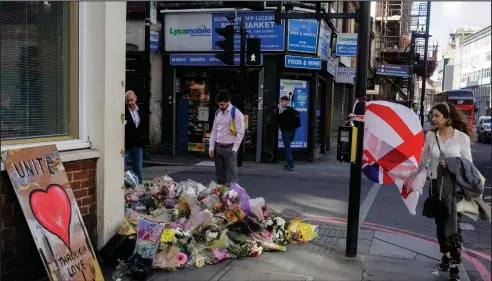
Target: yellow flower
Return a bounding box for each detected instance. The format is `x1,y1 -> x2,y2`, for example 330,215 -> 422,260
160,229 -> 175,244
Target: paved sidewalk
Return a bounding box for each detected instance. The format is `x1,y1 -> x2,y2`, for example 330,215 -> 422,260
117,224 -> 469,281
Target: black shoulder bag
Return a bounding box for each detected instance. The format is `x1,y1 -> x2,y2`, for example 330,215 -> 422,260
422,133 -> 445,218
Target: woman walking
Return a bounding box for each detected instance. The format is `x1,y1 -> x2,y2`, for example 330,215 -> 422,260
419,102 -> 472,281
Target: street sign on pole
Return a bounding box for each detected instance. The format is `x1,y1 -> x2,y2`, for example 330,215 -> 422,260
345,1 -> 371,258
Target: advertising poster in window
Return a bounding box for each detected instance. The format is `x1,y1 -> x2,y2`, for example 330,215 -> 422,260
1,145 -> 104,281
278,79 -> 310,149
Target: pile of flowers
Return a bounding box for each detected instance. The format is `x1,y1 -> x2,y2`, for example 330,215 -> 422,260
118,171 -> 318,277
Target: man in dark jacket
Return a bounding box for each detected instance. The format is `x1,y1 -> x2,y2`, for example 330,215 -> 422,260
278,96 -> 300,171
125,90 -> 146,184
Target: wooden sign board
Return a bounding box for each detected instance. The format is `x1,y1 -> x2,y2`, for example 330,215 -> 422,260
1,145 -> 104,281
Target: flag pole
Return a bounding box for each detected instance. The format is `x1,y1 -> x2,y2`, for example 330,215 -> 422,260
345,1 -> 371,258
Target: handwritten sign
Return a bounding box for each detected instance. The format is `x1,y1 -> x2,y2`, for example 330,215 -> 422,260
1,145 -> 104,281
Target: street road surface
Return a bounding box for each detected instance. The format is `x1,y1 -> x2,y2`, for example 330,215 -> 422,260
142,136 -> 491,281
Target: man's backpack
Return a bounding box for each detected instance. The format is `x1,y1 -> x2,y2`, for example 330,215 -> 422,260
215,106 -> 243,135
292,108 -> 301,129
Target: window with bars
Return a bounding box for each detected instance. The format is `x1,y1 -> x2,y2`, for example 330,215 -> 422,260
0,2 -> 78,143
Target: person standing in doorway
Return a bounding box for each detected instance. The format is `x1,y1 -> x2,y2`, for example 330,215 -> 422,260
278,95 -> 301,171
209,90 -> 245,185
125,90 -> 146,184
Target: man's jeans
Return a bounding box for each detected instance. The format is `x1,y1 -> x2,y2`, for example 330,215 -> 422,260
281,130 -> 296,168
214,145 -> 238,185
125,147 -> 143,184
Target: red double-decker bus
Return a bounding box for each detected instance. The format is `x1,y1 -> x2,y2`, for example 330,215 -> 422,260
433,90 -> 475,131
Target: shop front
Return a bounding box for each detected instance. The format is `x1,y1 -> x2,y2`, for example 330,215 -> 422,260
158,11 -> 337,163
165,60 -> 262,161
159,10 -> 283,162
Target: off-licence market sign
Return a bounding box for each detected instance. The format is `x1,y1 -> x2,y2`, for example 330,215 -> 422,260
164,12 -> 285,52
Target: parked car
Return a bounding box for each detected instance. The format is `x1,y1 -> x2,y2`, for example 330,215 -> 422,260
477,116 -> 491,143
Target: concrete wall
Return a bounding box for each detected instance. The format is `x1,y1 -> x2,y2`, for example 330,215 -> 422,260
149,53 -> 163,151
84,2 -> 126,249
126,19 -> 163,151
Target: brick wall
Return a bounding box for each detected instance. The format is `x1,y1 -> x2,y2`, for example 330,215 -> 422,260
1,158 -> 97,281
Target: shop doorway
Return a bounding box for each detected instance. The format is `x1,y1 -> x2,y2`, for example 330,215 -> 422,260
174,67 -> 259,160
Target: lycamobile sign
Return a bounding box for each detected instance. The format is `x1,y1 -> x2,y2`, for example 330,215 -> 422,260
169,25 -> 212,36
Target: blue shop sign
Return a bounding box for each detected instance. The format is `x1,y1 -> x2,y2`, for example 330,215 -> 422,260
284,55 -> 321,70
376,64 -> 410,77
287,19 -> 319,53
212,12 -> 285,51
150,31 -> 159,53
170,54 -> 263,66
317,20 -> 331,61
335,33 -> 358,57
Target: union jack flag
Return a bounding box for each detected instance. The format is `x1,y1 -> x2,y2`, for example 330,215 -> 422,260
362,101 -> 425,215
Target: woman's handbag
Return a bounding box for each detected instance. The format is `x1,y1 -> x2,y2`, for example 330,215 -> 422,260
422,133 -> 445,219
422,179 -> 444,218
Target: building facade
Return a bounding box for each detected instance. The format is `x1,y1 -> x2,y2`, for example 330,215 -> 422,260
435,27 -> 480,92
0,2 -> 126,280
459,25 -> 491,120
127,1 -> 368,162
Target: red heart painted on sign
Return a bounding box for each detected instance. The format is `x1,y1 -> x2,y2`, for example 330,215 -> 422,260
30,184 -> 72,248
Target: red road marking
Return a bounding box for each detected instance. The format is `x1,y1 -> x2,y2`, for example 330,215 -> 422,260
284,213 -> 491,281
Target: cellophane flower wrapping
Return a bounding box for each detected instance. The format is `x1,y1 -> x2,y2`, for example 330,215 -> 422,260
132,217 -> 165,274
187,244 -> 214,268
229,183 -> 251,216
124,170 -> 139,188
285,217 -> 319,244
118,172 -> 319,275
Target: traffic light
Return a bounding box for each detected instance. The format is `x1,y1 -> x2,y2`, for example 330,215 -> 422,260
215,25 -> 235,65
246,38 -> 261,65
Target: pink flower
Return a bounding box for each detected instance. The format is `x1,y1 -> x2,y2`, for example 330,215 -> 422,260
261,230 -> 272,240
176,252 -> 188,265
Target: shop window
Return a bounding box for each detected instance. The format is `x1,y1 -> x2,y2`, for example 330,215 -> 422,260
0,2 -> 79,144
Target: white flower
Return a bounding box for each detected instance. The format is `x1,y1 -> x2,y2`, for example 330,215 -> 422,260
173,209 -> 179,216
206,231 -> 219,241
274,217 -> 286,227
228,190 -> 238,198
266,219 -> 274,226
196,256 -> 205,268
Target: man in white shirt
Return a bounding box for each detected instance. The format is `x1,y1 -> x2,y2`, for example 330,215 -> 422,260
125,90 -> 146,184
209,90 -> 245,185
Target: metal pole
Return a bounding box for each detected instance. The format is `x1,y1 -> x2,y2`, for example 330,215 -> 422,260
237,16 -> 247,166
240,16 -> 247,94
419,1 -> 431,128
408,32 -> 416,107
144,2 -> 152,160
345,1 -> 371,258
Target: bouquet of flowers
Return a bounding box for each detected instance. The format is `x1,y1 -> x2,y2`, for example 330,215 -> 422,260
124,170 -> 139,188
285,217 -> 319,245
222,189 -> 240,208
210,248 -> 232,264
187,245 -> 214,268
152,245 -> 181,270
224,206 -> 245,224
253,232 -> 287,252
262,216 -> 287,244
